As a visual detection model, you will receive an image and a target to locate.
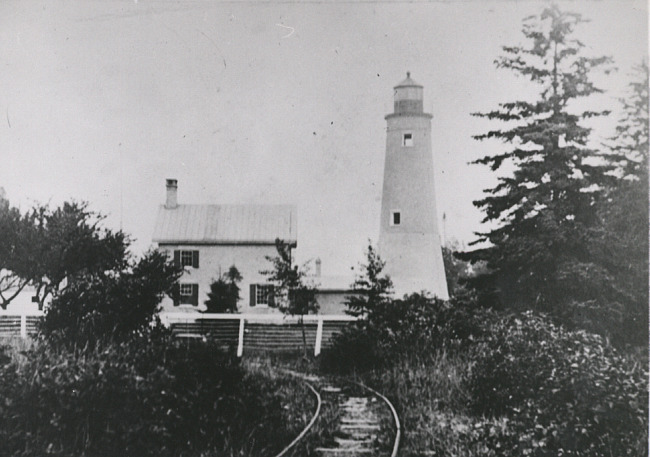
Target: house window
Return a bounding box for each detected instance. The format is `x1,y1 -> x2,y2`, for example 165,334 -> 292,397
251,284 -> 274,307
391,211 -> 401,226
403,133 -> 413,147
180,284 -> 193,296
174,250 -> 199,268
177,283 -> 198,306
180,251 -> 193,267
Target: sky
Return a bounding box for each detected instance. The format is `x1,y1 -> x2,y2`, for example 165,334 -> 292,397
1,0 -> 647,276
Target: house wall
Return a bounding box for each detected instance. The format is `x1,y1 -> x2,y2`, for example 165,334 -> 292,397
315,291 -> 353,315
158,243 -> 281,314
3,286 -> 40,313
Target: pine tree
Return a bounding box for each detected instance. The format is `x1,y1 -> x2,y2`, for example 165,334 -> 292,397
345,243 -> 393,317
460,5 -> 614,315
604,62 -> 649,181
583,63 -> 648,346
204,266 -> 242,313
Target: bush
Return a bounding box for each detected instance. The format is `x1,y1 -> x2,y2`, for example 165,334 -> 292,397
204,265 -> 242,313
0,333 -> 298,457
41,250 -> 181,347
322,292 -> 495,373
469,311 -> 648,456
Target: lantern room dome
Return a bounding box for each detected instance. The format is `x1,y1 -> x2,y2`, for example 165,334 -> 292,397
391,72 -> 426,115
394,71 -> 422,88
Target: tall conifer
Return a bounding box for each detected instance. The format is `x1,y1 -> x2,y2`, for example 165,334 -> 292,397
584,63 -> 649,346
460,5 -> 614,314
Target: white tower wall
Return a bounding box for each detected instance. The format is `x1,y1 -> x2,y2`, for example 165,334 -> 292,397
378,73 -> 449,299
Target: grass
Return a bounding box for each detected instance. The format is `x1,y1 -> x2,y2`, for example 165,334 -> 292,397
0,339 -> 327,457
243,352 -> 341,457
361,349 -> 494,457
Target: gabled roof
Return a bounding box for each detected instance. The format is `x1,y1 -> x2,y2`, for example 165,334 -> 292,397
152,204 -> 297,245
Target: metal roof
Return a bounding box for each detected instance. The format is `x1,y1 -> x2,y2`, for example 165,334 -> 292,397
152,204 -> 297,245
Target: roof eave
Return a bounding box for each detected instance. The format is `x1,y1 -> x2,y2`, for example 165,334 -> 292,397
154,239 -> 298,247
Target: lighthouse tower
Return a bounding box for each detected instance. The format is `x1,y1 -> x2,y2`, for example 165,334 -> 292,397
378,73 -> 449,299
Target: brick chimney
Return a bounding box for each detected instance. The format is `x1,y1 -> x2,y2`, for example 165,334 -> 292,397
315,257 -> 322,277
165,179 -> 178,209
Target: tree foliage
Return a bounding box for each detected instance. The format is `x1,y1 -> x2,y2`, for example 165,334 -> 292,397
345,243 -> 393,317
30,201 -> 129,309
0,336 -> 301,457
603,61 -> 649,181
460,6 -> 615,316
42,249 -> 182,347
0,199 -> 129,310
469,312 -> 648,456
580,62 -> 649,346
262,239 -> 318,357
261,239 -> 318,317
441,241 -> 474,298
204,266 -> 242,313
0,196 -> 38,309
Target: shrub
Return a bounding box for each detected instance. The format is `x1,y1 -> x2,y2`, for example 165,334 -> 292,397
322,292 -> 495,373
469,311 -> 648,456
320,321 -> 382,373
0,333 -> 298,457
204,265 -> 242,313
41,250 -> 181,347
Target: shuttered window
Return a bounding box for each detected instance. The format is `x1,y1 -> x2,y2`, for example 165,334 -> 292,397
178,283 -> 199,306
250,284 -> 274,307
174,250 -> 200,268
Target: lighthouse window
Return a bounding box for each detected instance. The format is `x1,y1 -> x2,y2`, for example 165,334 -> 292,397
391,211 -> 401,226
403,133 -> 413,147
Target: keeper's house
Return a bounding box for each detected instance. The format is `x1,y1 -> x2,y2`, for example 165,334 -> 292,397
152,179 -> 350,314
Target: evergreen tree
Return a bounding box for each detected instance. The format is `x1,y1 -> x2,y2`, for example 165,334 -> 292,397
583,63 -> 648,346
262,239 -> 318,357
345,243 -> 393,317
603,62 -> 649,181
204,266 -> 242,313
460,6 -> 614,315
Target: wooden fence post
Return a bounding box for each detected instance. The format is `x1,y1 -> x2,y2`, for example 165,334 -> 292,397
237,316 -> 245,357
20,314 -> 27,339
314,316 -> 323,356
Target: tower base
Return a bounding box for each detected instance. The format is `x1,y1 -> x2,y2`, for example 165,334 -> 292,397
378,232 -> 449,300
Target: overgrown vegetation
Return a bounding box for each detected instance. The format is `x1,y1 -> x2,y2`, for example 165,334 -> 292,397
0,333 -> 316,457
457,5 -> 648,349
323,291 -> 648,456
41,249 -> 181,347
324,197 -> 647,457
0,202 -> 317,456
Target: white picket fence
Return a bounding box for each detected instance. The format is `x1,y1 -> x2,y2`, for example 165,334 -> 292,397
0,311 -> 356,357
0,310 -> 44,338
161,312 -> 357,356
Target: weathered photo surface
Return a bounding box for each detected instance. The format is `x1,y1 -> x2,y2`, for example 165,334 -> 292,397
0,1 -> 647,456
